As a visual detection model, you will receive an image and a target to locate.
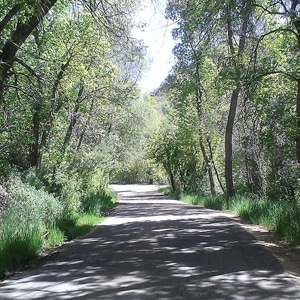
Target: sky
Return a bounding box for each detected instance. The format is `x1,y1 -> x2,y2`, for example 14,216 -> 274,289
132,1 -> 176,94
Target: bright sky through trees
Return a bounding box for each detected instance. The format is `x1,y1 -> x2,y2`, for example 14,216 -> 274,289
132,0 -> 176,94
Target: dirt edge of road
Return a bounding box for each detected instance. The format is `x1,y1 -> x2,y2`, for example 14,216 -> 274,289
223,211 -> 300,286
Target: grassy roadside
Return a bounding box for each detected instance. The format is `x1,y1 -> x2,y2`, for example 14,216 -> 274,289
160,187 -> 300,245
0,189 -> 118,280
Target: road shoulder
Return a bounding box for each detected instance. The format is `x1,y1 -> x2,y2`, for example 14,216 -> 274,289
224,211 -> 300,286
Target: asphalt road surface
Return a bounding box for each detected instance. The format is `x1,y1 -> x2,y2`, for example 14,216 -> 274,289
0,184 -> 300,299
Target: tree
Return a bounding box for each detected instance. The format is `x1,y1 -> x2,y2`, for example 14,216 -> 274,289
252,1 -> 300,165
0,0 -> 148,184
0,0 -> 59,103
223,0 -> 255,198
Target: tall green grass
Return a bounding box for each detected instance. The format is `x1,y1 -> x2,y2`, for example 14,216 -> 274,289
161,187 -> 300,245
0,173 -> 118,279
81,189 -> 118,216
0,224 -> 43,274
0,176 -> 62,277
229,197 -> 300,244
58,213 -> 103,241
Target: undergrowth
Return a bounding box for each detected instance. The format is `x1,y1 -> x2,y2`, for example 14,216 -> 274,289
58,213 -> 103,241
0,173 -> 118,279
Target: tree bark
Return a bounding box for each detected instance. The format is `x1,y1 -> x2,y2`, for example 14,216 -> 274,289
0,0 -> 58,103
164,160 -> 176,191
199,136 -> 216,196
224,0 -> 253,198
62,85 -> 84,154
207,136 -> 225,194
290,2 -> 300,164
194,59 -> 216,196
31,109 -> 41,169
40,59 -> 71,150
225,88 -> 240,198
296,78 -> 300,163
0,4 -> 22,34
195,88 -> 216,197
76,98 -> 95,151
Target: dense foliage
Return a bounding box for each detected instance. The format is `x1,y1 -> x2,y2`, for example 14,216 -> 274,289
0,0 -> 161,277
150,0 -> 300,203
3,0 -> 300,275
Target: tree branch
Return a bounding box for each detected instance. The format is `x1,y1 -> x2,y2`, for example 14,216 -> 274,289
246,70 -> 299,86
0,0 -> 58,102
253,27 -> 299,73
254,3 -> 286,15
0,4 -> 22,34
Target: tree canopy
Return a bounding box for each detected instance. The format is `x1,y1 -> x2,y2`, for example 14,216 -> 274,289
2,0 -> 300,207
147,0 -> 300,201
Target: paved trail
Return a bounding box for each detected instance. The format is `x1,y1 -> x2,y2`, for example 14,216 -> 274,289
0,184 -> 300,299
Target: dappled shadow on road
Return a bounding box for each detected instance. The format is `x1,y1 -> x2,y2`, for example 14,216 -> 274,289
0,189 -> 300,299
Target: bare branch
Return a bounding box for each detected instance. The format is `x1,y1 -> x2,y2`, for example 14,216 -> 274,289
279,0 -> 289,14
253,27 -> 299,72
254,3 -> 286,15
247,70 -> 299,87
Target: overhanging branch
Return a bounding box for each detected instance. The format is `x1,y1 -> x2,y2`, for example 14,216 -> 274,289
246,70 -> 298,87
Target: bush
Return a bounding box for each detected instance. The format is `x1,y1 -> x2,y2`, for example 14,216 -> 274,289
158,187 -> 181,199
179,192 -> 226,210
81,189 -> 118,216
57,213 -> 102,241
264,201 -> 300,244
45,227 -> 65,247
23,169 -> 45,190
0,174 -> 62,277
80,168 -> 118,215
202,195 -> 226,210
0,170 -> 114,278
7,175 -> 62,228
54,174 -> 81,224
229,197 -> 270,224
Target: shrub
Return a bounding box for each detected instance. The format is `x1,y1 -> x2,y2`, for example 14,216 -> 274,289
7,175 -> 62,228
158,187 -> 181,199
45,227 -> 65,247
264,201 -> 300,244
0,174 -> 62,277
81,189 -> 118,216
57,213 -> 102,241
80,168 -> 118,215
23,169 -> 45,190
229,197 -> 270,224
54,174 -> 81,224
202,195 -> 226,210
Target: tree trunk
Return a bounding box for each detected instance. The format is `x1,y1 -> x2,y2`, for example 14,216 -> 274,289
199,137 -> 216,196
0,4 -> 22,34
40,59 -> 71,153
207,137 -> 225,194
165,160 -> 176,191
0,0 -> 57,103
62,85 -> 84,154
290,3 -> 300,164
225,88 -> 240,198
194,60 -> 216,196
224,0 -> 252,198
76,98 -> 95,151
296,78 -> 300,163
31,109 -> 41,169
